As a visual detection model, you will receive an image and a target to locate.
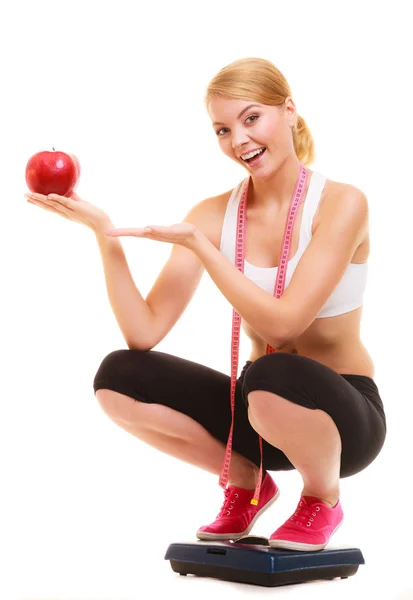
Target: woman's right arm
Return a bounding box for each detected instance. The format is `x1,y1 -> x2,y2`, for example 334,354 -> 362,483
94,220 -> 157,351
92,195 -> 217,351
26,189 -> 223,351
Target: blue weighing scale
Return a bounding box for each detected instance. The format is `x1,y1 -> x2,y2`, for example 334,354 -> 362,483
165,535 -> 364,587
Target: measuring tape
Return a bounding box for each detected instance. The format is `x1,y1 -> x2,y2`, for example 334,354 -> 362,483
218,163 -> 309,506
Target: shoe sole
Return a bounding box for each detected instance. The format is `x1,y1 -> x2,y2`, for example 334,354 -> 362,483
196,488 -> 281,541
267,518 -> 344,552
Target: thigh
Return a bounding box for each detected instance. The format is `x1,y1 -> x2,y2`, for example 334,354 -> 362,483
93,349 -> 293,471
242,353 -> 387,477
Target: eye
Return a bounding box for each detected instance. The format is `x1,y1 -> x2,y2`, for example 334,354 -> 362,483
215,114 -> 259,137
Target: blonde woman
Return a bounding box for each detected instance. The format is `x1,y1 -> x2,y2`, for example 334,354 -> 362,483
26,58 -> 386,552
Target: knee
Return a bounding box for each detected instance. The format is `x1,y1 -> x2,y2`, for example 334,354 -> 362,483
93,348 -> 147,393
242,353 -> 317,412
93,349 -> 149,419
95,388 -> 138,423
95,388 -> 122,419
245,352 -> 297,380
246,390 -> 295,425
243,353 -> 299,397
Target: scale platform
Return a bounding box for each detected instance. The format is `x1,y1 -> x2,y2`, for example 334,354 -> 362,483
164,535 -> 364,587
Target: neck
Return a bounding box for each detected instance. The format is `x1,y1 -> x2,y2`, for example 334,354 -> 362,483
247,154 -> 312,212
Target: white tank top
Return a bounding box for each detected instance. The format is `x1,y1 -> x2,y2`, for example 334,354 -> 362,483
219,171 -> 368,318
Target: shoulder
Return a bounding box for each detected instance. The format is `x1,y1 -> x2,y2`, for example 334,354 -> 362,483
332,181 -> 368,222
191,188 -> 233,216
314,178 -> 368,233
325,175 -> 367,202
183,187 -> 235,246
309,178 -> 370,263
322,177 -> 367,206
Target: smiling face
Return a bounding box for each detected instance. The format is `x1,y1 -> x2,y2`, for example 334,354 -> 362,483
208,96 -> 297,175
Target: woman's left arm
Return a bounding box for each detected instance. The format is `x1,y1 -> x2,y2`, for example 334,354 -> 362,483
192,186 -> 368,347
192,231 -> 289,349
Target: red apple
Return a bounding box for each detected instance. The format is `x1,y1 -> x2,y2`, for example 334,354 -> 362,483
25,148 -> 81,196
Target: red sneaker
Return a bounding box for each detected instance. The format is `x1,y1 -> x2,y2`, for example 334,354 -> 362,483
269,495 -> 344,551
196,472 -> 280,541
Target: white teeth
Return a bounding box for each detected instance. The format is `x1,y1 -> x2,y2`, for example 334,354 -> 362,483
241,148 -> 265,160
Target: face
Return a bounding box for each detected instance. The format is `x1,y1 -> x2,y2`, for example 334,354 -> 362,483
208,96 -> 297,175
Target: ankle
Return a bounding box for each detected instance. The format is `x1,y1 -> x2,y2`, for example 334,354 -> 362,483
301,487 -> 340,509
228,479 -> 256,490
228,468 -> 265,490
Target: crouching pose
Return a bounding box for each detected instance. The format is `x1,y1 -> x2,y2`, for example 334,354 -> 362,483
27,57 -> 386,552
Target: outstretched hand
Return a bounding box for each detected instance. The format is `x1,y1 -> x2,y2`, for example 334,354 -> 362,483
25,191 -> 110,232
105,222 -> 203,251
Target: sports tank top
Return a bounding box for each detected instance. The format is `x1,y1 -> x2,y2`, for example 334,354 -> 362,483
219,171 -> 368,318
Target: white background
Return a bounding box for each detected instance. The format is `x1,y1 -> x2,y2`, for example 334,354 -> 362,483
0,1 -> 411,598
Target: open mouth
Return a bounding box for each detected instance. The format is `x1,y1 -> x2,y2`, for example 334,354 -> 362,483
241,147 -> 266,165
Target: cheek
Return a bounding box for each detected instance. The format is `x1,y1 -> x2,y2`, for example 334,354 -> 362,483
259,123 -> 278,145
219,139 -> 235,158
257,116 -> 284,145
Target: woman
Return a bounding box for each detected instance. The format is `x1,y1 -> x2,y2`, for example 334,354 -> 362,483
25,57 -> 386,552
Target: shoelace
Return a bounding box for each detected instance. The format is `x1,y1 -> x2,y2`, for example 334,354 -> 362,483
289,500 -> 321,527
217,488 -> 240,518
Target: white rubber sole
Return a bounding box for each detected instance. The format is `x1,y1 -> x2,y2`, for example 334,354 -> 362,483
268,519 -> 344,552
196,488 -> 281,541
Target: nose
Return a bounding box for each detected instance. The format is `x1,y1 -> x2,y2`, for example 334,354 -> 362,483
232,137 -> 249,151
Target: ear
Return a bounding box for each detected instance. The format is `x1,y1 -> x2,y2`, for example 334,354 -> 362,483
284,96 -> 298,127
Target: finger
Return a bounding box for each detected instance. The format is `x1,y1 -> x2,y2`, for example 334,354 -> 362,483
106,228 -> 148,236
26,197 -> 71,221
25,192 -> 48,201
48,193 -> 74,207
25,194 -> 73,219
25,192 -> 68,208
25,193 -> 55,206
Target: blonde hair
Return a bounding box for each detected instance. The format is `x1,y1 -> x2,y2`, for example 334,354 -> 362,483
205,57 -> 315,166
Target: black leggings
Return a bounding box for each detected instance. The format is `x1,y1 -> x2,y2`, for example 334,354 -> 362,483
93,350 -> 386,478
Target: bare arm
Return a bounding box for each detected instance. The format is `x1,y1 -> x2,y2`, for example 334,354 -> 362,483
94,197 -> 219,350
94,220 -> 156,350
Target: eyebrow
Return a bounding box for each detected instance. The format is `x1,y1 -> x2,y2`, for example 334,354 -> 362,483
212,103 -> 262,127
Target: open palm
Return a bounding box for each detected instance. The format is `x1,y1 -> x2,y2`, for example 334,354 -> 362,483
105,222 -> 199,250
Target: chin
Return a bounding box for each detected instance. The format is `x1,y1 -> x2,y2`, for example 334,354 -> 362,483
245,161 -> 278,178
